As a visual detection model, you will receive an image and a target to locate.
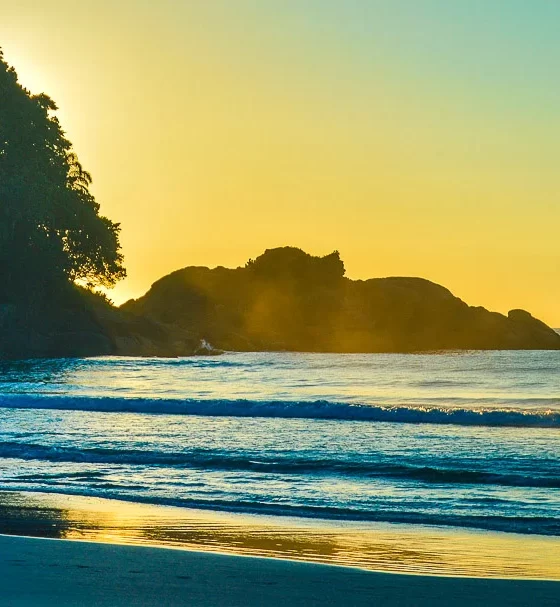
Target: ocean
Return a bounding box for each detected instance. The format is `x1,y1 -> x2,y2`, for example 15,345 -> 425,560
0,351 -> 558,537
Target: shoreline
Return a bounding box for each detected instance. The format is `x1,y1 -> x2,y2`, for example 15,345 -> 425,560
1,534 -> 559,607
0,490 -> 558,581
2,531 -> 558,583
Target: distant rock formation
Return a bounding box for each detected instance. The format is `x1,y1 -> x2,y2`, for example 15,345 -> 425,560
121,247 -> 560,353
2,247 -> 557,359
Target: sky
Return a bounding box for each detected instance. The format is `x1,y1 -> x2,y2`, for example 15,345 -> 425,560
1,1 -> 559,324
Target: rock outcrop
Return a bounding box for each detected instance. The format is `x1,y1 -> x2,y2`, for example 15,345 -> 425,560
3,247 -> 558,359
121,247 -> 560,353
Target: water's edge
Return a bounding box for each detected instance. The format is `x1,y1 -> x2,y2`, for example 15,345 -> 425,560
1,490 -> 558,580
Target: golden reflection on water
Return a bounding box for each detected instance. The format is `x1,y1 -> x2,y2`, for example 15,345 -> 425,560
0,491 -> 558,580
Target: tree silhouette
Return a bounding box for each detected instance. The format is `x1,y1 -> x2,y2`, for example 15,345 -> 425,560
247,247 -> 345,284
0,50 -> 125,297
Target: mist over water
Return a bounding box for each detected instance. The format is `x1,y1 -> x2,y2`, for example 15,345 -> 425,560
0,352 -> 558,535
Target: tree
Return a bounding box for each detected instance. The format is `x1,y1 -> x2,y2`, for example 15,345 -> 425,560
0,49 -> 125,297
246,247 -> 345,284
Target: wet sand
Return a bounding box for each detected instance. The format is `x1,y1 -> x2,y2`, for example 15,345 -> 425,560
0,491 -> 559,605
0,491 -> 558,579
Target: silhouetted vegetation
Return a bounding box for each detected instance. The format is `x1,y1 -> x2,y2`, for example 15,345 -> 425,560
246,247 -> 345,285
0,51 -> 131,359
0,50 -> 125,302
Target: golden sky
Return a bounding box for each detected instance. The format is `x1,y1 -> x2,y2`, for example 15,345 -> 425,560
1,1 -> 559,324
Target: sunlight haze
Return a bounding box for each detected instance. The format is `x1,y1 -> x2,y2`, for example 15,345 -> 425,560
1,0 -> 558,324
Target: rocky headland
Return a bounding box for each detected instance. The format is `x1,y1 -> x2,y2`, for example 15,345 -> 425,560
2,247 -> 559,359
120,247 -> 560,354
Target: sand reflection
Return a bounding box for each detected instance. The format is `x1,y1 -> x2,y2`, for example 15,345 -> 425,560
0,491 -> 558,579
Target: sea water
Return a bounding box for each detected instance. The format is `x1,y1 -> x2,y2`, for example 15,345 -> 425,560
0,351 -> 558,536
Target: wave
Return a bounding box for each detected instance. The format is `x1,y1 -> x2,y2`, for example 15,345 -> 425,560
0,394 -> 558,427
2,442 -> 558,488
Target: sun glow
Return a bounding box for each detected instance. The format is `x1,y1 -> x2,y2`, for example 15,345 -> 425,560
2,47 -> 47,96
1,2 -> 559,323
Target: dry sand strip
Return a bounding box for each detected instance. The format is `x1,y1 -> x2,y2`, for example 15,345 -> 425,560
1,535 -> 559,607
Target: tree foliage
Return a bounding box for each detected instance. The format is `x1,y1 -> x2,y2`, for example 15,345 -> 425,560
246,247 -> 345,285
0,50 -> 125,295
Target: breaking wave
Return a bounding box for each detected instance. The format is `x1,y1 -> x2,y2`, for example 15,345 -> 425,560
0,394 -> 558,428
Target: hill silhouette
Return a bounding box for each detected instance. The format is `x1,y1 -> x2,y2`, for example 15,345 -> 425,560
121,247 -> 560,353
2,48 -> 558,358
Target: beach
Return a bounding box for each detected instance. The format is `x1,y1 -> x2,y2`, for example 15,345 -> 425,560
0,353 -> 558,604
2,534 -> 560,607
0,491 -> 559,579
0,491 -> 559,605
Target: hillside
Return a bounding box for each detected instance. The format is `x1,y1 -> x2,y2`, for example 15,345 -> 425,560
0,285 -> 202,360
